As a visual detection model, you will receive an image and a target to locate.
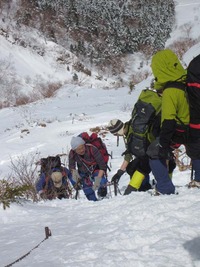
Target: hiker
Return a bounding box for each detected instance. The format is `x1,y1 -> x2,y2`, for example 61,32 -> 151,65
185,54 -> 200,188
147,49 -> 189,195
108,119 -> 152,194
36,159 -> 74,200
68,136 -> 108,201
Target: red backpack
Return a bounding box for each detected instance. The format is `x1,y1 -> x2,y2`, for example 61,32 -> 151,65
79,132 -> 111,169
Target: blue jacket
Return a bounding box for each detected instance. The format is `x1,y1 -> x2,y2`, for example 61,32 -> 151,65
36,167 -> 74,192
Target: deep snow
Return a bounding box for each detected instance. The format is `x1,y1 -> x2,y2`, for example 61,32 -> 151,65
1,1 -> 200,267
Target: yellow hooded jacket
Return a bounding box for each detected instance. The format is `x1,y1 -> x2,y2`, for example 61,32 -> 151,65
151,49 -> 189,148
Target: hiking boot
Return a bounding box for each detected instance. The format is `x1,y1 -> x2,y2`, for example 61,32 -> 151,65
188,180 -> 200,188
124,185 -> 137,195
151,189 -> 162,196
97,187 -> 107,198
138,183 -> 152,192
151,189 -> 178,196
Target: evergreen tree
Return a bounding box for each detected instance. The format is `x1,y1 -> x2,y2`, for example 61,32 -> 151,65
36,0 -> 175,65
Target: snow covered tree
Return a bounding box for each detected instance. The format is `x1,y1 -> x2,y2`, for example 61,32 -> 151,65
23,0 -> 175,67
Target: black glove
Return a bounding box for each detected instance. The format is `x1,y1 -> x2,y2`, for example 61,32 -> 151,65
111,169 -> 125,183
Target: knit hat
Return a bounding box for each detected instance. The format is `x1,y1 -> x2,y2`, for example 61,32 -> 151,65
107,119 -> 124,136
71,136 -> 85,150
51,171 -> 62,188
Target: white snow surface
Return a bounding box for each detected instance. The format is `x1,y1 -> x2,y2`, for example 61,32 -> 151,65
1,1 -> 200,266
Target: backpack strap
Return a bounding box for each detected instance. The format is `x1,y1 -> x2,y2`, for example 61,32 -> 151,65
164,81 -> 186,91
187,82 -> 200,88
121,120 -> 132,156
60,166 -> 67,178
86,143 -> 111,172
76,144 -> 97,166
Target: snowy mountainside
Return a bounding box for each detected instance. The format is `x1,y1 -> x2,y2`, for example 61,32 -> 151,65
1,1 -> 200,267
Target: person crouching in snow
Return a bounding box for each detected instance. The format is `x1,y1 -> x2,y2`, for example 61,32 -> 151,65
108,119 -> 152,194
36,167 -> 73,200
68,136 -> 108,201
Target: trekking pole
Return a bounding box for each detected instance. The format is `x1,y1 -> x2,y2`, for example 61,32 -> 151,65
114,181 -> 118,196
74,179 -> 82,200
116,183 -> 122,195
117,136 -> 119,146
190,163 -> 194,181
108,181 -> 122,196
107,182 -> 113,198
75,184 -> 79,200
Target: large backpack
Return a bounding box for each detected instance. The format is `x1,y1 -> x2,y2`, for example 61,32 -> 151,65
39,155 -> 72,199
186,54 -> 200,126
40,155 -> 62,174
79,132 -> 111,170
127,89 -> 162,157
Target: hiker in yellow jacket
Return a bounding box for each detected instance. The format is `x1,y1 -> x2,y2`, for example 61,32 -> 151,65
147,49 -> 189,195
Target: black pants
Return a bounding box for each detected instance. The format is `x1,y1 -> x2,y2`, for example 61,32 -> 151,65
186,138 -> 200,160
126,156 -> 151,177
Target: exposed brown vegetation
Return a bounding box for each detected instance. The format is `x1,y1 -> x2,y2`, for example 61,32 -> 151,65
167,37 -> 198,59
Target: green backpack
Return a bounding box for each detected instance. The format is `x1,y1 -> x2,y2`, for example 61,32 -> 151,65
127,89 -> 162,157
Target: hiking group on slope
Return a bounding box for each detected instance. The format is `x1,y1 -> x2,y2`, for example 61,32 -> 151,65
36,49 -> 200,201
